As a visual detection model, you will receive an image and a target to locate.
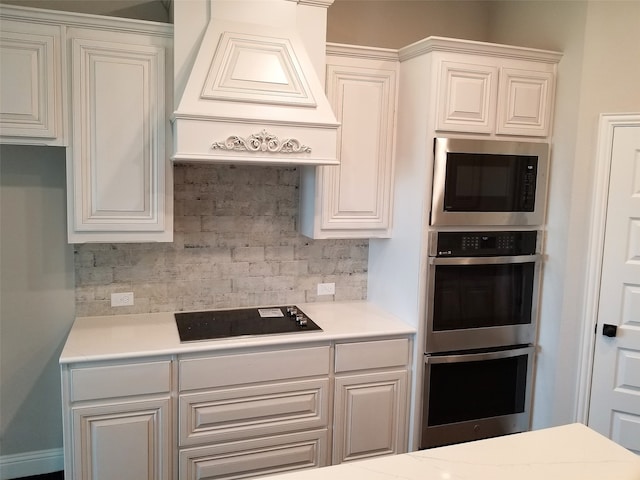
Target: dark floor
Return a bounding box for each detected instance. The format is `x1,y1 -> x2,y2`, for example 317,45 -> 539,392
15,472 -> 63,480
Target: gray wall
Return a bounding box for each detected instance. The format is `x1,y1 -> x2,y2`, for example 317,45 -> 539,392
0,146 -> 75,458
327,0 -> 493,47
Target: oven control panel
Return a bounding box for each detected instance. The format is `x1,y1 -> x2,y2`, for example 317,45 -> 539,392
433,231 -> 538,257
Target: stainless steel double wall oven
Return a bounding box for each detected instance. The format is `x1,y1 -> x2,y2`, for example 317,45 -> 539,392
420,138 -> 548,449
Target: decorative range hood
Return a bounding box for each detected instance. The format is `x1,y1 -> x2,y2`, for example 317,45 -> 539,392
172,0 -> 339,165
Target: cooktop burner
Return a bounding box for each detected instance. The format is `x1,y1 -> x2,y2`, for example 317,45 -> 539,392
175,306 -> 322,342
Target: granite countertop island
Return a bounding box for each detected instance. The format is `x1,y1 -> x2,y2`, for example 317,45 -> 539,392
59,300 -> 416,363
261,423 -> 640,480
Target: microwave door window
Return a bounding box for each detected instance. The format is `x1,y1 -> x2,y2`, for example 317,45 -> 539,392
427,354 -> 529,426
432,263 -> 535,331
444,153 -> 521,212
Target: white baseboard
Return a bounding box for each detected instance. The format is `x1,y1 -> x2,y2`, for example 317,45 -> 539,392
0,448 -> 63,480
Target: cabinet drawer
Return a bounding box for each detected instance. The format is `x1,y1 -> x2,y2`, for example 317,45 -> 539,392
179,346 -> 330,391
335,338 -> 409,373
179,378 -> 329,447
69,360 -> 171,401
179,429 -> 329,480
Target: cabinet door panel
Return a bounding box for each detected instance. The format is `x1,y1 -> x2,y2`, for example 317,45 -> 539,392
180,430 -> 328,480
0,19 -> 63,142
67,27 -> 172,243
298,50 -> 398,240
333,370 -> 408,464
437,60 -> 498,134
322,66 -> 395,232
179,378 -> 329,446
70,35 -> 164,230
72,397 -> 170,480
92,60 -> 147,212
497,67 -> 554,136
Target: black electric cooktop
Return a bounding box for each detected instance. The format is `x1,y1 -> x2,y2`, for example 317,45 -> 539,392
175,306 -> 322,342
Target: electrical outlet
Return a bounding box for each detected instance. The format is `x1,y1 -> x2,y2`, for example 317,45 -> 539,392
317,282 -> 335,296
111,292 -> 134,307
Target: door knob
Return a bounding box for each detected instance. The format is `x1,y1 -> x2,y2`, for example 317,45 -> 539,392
602,324 -> 617,337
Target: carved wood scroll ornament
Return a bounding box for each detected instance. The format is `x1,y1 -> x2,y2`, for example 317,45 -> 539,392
211,129 -> 312,154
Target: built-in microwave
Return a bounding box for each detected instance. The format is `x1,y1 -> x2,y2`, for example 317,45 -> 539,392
430,138 -> 549,226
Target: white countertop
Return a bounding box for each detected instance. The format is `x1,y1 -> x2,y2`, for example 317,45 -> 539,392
59,301 -> 416,363
262,423 -> 640,480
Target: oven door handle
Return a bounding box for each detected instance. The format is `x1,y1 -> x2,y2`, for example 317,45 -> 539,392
425,345 -> 535,364
429,254 -> 540,265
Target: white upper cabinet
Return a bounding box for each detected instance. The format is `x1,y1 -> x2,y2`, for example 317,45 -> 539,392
496,67 -> 555,136
66,24 -> 173,243
0,12 -> 65,145
426,38 -> 561,138
0,6 -> 174,243
437,59 -> 498,134
299,44 -> 398,239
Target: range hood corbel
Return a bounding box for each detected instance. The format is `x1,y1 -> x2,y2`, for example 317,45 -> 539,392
172,0 -> 339,166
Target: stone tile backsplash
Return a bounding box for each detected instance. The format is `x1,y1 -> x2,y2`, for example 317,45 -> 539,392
74,164 -> 369,316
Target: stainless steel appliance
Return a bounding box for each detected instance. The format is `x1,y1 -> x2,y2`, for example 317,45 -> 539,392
426,230 -> 541,353
421,345 -> 534,448
420,230 -> 541,449
431,138 -> 549,226
175,306 -> 321,342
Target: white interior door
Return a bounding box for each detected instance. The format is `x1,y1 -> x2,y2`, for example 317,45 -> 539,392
588,119 -> 640,454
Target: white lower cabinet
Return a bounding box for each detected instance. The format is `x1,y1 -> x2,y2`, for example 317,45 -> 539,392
61,359 -> 173,480
179,430 -> 329,480
332,339 -> 410,464
179,378 -> 330,446
333,371 -> 408,464
177,346 -> 331,479
62,337 -> 412,479
72,397 -> 171,480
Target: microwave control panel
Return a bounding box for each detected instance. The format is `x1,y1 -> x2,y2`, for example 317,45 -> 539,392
433,231 -> 538,257
521,162 -> 538,210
